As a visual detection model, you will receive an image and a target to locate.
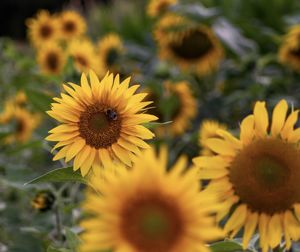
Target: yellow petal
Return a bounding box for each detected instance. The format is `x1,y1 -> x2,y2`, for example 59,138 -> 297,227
271,100 -> 288,137
243,211 -> 258,249
205,138 -> 236,156
111,144 -> 132,166
259,213 -> 270,252
65,138 -> 86,162
254,101 -> 269,137
240,115 -> 254,145
281,110 -> 299,140
80,148 -> 96,177
198,168 -> 228,179
73,146 -> 92,171
53,145 -> 69,161
193,156 -> 229,169
99,148 -> 113,168
224,204 -> 247,232
267,214 -> 282,248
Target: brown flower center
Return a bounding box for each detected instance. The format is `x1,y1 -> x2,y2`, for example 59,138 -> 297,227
78,103 -> 121,149
170,29 -> 213,60
229,138 -> 300,214
290,47 -> 300,59
75,55 -> 88,67
39,24 -> 53,39
63,20 -> 76,33
120,192 -> 184,252
46,52 -> 59,72
106,48 -> 119,67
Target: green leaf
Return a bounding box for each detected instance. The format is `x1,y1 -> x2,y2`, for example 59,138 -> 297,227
210,240 -> 254,252
25,88 -> 52,112
47,246 -> 71,252
65,228 -> 81,251
24,167 -> 87,185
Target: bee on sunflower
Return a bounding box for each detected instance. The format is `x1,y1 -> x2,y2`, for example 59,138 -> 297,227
26,10 -> 60,48
279,25 -> 300,72
154,14 -> 224,76
97,33 -> 124,77
147,0 -> 177,18
193,100 -> 300,251
0,102 -> 40,144
79,146 -> 224,252
46,70 -> 157,177
58,10 -> 86,40
37,42 -> 67,75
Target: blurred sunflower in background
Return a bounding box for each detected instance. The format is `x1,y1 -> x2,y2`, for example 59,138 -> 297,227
59,10 -> 86,40
80,147 -> 223,252
68,39 -> 99,74
148,81 -> 197,137
279,25 -> 300,72
154,14 -> 224,76
26,10 -> 59,48
37,42 -> 66,75
0,102 -> 40,144
199,120 -> 227,156
147,0 -> 177,18
46,71 -> 157,177
31,191 -> 55,212
194,100 -> 300,251
97,33 -> 124,76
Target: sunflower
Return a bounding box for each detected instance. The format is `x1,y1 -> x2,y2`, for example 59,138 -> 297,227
154,14 -> 223,76
31,191 -> 55,212
68,39 -> 100,74
193,100 -> 300,251
37,42 -> 67,75
80,146 -> 224,252
59,10 -> 86,40
199,120 -> 227,156
97,33 -> 124,76
279,25 -> 300,72
149,81 -> 197,136
0,102 -> 40,144
46,70 -> 157,177
26,10 -> 59,48
147,0 -> 177,18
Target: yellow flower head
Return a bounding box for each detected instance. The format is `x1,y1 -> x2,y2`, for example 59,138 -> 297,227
46,70 -> 158,177
80,146 -> 223,252
0,102 -> 40,144
26,10 -> 59,48
279,25 -> 300,72
37,42 -> 67,75
154,14 -> 223,76
147,0 -> 177,18
199,120 -> 227,156
97,33 -> 124,77
149,81 -> 197,137
58,10 -> 87,40
193,100 -> 300,251
68,38 -> 100,75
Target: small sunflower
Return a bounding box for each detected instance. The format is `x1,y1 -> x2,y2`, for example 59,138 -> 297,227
199,120 -> 227,156
193,100 -> 300,251
0,103 -> 40,144
149,81 -> 197,136
46,70 -> 157,177
37,42 -> 67,75
31,191 -> 55,212
59,10 -> 86,40
26,10 -> 59,48
147,0 -> 177,18
80,146 -> 224,252
279,25 -> 300,72
154,14 -> 223,76
97,33 -> 124,76
68,39 -> 99,74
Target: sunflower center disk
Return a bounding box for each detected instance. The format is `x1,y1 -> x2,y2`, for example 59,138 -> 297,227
40,25 -> 52,39
79,104 -> 121,149
46,52 -> 59,71
64,21 -> 76,33
106,49 -> 119,67
229,138 -> 300,214
290,48 -> 300,58
75,55 -> 88,67
170,29 -> 213,60
120,193 -> 183,251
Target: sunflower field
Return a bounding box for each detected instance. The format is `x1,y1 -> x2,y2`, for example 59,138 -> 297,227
2,0 -> 300,251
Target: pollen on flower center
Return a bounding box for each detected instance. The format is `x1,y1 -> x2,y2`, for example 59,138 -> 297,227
229,138 -> 300,214
170,29 -> 213,60
120,193 -> 184,251
79,103 -> 121,149
40,25 -> 52,38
